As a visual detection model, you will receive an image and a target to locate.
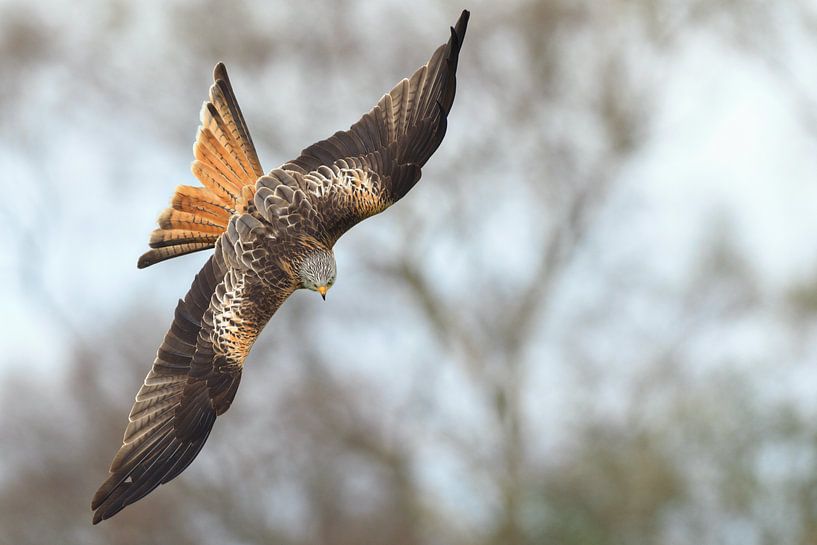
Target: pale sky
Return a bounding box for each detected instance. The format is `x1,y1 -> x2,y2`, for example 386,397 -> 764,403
1,1 -> 815,384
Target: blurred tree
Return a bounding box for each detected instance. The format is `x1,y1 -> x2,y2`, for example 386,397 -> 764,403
2,1 -> 817,544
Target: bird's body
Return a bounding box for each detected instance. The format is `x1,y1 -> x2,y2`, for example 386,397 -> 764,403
92,10 -> 469,523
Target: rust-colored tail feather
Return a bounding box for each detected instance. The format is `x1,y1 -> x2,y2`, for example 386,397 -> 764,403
171,185 -> 232,225
138,63 -> 263,269
157,209 -> 226,233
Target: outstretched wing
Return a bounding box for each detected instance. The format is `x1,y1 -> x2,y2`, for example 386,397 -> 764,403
92,233 -> 292,523
281,10 -> 469,244
139,63 -> 263,268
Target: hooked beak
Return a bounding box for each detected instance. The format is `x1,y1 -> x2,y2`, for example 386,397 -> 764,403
317,285 -> 327,300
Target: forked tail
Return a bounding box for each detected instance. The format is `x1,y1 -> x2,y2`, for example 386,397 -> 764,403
138,63 -> 263,268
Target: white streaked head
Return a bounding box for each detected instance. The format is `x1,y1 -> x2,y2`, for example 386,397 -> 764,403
298,249 -> 336,300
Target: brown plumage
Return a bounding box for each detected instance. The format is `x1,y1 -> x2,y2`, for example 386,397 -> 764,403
92,10 -> 469,524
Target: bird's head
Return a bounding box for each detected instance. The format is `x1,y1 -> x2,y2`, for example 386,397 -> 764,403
298,248 -> 336,300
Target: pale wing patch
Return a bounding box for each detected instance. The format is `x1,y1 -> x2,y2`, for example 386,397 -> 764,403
209,269 -> 262,365
303,161 -> 390,219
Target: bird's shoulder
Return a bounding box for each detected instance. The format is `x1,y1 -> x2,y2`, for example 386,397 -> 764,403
256,161 -> 396,245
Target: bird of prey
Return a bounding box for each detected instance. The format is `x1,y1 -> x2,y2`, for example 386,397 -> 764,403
91,10 -> 469,523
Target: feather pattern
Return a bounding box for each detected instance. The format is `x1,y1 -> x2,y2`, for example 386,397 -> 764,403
94,10 -> 468,523
93,237 -> 293,524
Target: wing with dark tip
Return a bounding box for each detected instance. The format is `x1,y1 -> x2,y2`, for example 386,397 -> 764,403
281,10 -> 469,243
92,234 -> 292,523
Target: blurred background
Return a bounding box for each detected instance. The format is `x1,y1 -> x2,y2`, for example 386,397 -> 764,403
2,0 -> 817,543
